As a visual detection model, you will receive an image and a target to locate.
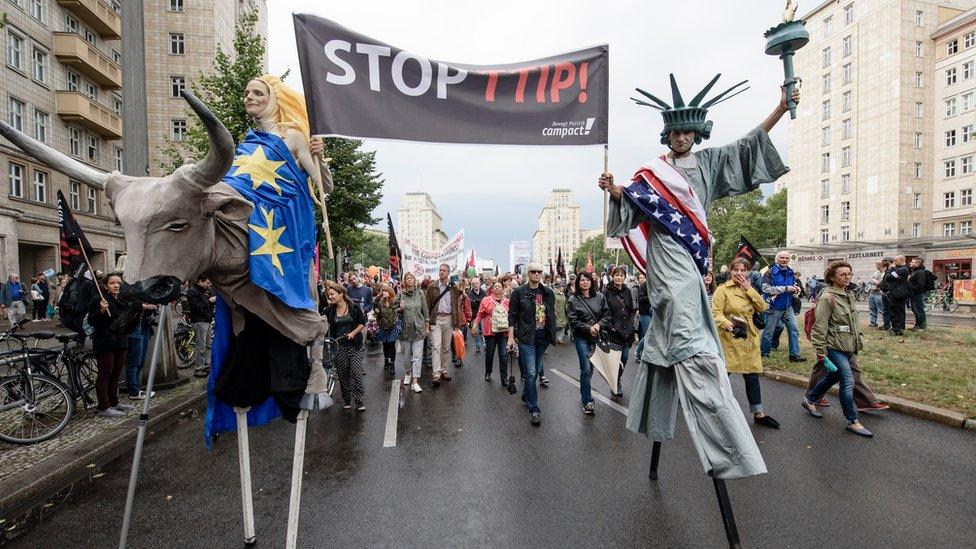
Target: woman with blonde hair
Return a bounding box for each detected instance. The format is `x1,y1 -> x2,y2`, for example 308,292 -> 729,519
394,272 -> 429,393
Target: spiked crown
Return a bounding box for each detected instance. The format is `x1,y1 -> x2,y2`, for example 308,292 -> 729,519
631,74 -> 750,145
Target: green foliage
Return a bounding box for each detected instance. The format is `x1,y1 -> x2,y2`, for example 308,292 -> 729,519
319,137 -> 384,255
319,232 -> 387,280
707,188 -> 787,270
0,12 -> 8,29
571,234 -> 633,274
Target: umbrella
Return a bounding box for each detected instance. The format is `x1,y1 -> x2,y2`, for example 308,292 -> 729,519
507,346 -> 518,395
590,340 -> 621,392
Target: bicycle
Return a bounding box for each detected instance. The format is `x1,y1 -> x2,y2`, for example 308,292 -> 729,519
29,333 -> 98,410
0,322 -> 74,445
321,338 -> 339,396
924,290 -> 958,313
174,320 -> 197,369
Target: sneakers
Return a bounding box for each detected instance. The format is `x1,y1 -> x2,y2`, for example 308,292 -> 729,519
113,402 -> 135,411
800,398 -> 823,418
98,408 -> 125,418
788,355 -> 808,363
530,412 -> 541,426
539,375 -> 550,387
582,402 -> 595,415
857,402 -> 889,412
403,375 -> 411,387
129,390 -> 155,400
356,401 -> 366,412
484,375 -> 491,382
342,401 -> 352,410
411,382 -> 423,393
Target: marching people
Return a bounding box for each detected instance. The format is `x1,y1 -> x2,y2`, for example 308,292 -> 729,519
507,262 -> 557,426
711,258 -> 779,428
453,278 -> 473,367
347,273 -> 374,314
426,263 -> 461,385
761,250 -> 806,363
801,261 -> 874,437
907,257 -> 935,332
604,266 -> 636,397
882,255 -> 911,336
553,280 -> 568,344
186,276 -> 216,378
30,274 -> 49,320
475,280 -> 510,384
394,272 -> 429,393
322,281 -> 367,411
89,273 -> 132,418
566,271 -> 610,415
1,274 -> 30,325
467,276 -> 486,353
703,270 -> 716,305
373,283 -> 399,376
868,259 -> 888,329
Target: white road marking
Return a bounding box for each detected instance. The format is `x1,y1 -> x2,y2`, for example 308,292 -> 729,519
550,368 -> 629,416
383,380 -> 399,447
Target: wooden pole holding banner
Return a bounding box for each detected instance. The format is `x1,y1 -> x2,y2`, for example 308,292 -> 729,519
310,136 -> 334,260
79,243 -> 109,317
602,144 -> 609,251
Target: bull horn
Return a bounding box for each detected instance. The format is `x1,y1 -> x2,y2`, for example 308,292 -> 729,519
182,90 -> 234,186
0,121 -> 108,190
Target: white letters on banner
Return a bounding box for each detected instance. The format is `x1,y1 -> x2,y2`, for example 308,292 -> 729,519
402,230 -> 466,278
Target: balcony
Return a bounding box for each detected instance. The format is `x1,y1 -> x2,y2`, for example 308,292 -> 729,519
57,0 -> 121,40
53,33 -> 121,90
56,91 -> 123,140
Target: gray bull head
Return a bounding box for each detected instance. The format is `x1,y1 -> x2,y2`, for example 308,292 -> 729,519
0,92 -> 252,301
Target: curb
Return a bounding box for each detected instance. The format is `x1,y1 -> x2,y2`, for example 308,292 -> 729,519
0,389 -> 207,527
763,369 -> 974,431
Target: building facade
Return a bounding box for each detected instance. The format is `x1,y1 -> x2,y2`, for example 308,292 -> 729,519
531,189 -> 581,269
508,240 -> 530,273
1,0 -> 126,278
396,192 -> 447,250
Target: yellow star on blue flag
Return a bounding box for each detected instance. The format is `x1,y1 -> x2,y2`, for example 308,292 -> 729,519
232,145 -> 286,195
248,206 -> 293,276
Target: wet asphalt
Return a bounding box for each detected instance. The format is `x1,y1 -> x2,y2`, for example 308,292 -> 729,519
11,340 -> 975,549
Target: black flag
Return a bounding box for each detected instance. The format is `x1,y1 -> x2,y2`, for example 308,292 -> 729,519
735,235 -> 763,265
556,248 -> 566,278
387,213 -> 402,281
341,246 -> 350,274
57,190 -> 94,275
494,265 -> 499,276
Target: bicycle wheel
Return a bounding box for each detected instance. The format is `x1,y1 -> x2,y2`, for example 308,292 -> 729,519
923,294 -> 934,312
175,330 -> 197,369
0,373 -> 74,444
325,370 -> 337,396
73,353 -> 99,409
945,297 -> 959,313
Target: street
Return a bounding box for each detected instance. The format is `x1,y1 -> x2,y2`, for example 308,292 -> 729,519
10,341 -> 975,548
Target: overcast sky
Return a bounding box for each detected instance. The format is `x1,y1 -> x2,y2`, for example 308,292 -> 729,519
267,0 -> 793,264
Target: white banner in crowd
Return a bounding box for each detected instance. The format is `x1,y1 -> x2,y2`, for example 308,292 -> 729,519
402,230 -> 466,279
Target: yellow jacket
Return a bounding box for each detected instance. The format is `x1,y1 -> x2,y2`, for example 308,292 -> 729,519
711,280 -> 768,374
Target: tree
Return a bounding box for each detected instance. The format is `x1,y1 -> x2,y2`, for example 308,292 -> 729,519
571,234 -> 633,274
317,137 -> 384,259
707,188 -> 787,270
320,232 -> 387,280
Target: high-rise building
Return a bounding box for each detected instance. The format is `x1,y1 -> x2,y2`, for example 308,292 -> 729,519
1,0 -> 126,276
531,189 -> 581,269
397,192 -> 447,250
782,0 -> 974,254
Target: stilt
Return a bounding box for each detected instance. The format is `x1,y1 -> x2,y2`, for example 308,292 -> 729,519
285,410 -> 309,549
710,475 -> 742,549
235,407 -> 256,547
648,440 -> 661,480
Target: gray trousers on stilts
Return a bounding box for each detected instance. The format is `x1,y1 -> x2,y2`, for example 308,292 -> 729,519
626,351 -> 767,480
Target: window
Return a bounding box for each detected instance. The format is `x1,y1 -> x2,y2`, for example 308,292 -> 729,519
112,96 -> 121,116
913,223 -> 921,237
33,109 -> 47,143
945,160 -> 957,178
29,0 -> 43,21
843,63 -> 852,85
7,97 -> 24,131
169,33 -> 185,55
966,61 -> 975,79
821,229 -> 829,244
916,10 -> 924,27
171,119 -> 187,141
66,70 -> 79,91
822,126 -> 831,146
966,93 -> 975,112
844,3 -> 853,25
914,132 -> 922,148
821,179 -> 830,199
944,223 -> 956,237
843,35 -> 853,57
916,41 -> 924,57
945,191 -> 956,207
64,14 -> 79,34
946,97 -> 957,117
948,40 -> 959,56
947,67 -> 957,86
69,181 -> 81,211
967,32 -> 976,49
821,152 -> 831,173
842,146 -> 852,167
821,205 -> 830,224
83,28 -> 96,46
85,82 -> 97,101
966,124 -> 975,143
842,201 -> 850,221
6,29 -> 25,71
822,47 -> 831,68
962,221 -> 973,235
822,99 -> 831,120
915,163 -> 923,179
915,71 -> 923,87
170,76 -> 185,99
822,73 -> 831,94
86,187 -> 97,214
962,188 -> 973,206
915,102 -> 923,117
68,126 -> 81,156
87,135 -> 98,162
947,129 -> 957,147
31,46 -> 47,83
8,163 -> 24,198
963,156 -> 973,175
823,16 -> 832,38
32,170 -> 47,203
842,173 -> 851,194
842,118 -> 852,139
842,90 -> 852,112
841,226 -> 850,241
169,0 -> 184,11
914,192 -> 922,208
114,147 -> 123,172
112,49 -> 121,65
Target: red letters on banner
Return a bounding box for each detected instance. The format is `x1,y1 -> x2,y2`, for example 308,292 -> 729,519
483,63 -> 589,104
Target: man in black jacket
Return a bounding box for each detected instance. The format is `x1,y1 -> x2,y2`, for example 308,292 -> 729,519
882,256 -> 912,336
907,258 -> 935,331
467,276 -> 485,353
507,262 -> 556,426
186,276 -> 216,377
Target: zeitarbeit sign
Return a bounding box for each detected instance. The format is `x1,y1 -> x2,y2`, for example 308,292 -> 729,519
294,14 -> 609,146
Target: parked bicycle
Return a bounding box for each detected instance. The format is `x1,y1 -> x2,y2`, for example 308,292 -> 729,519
29,333 -> 98,410
924,290 -> 959,313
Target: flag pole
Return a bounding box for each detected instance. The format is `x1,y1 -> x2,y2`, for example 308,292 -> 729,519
602,144 -> 609,251
79,244 -> 109,317
311,138 -> 334,259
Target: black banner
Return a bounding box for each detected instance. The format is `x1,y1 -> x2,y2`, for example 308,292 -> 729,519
57,190 -> 94,275
294,14 -> 608,146
735,235 -> 763,265
387,213 -> 401,280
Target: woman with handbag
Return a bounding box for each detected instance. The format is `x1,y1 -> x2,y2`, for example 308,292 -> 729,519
711,258 -> 780,428
373,283 -> 399,376
603,266 -> 636,397
566,272 -> 610,415
394,272 -> 429,393
473,281 -> 510,384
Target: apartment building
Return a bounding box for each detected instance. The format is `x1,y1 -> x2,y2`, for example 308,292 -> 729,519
397,192 -> 448,251
531,189 -> 582,269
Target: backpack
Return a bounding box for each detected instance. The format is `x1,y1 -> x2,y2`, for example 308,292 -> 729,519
925,271 -> 937,292
59,279 -> 87,315
489,298 -> 509,333
803,293 -> 836,341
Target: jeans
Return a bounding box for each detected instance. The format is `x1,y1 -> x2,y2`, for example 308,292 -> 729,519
193,321 -> 212,370
868,292 -> 885,326
770,319 -> 784,350
760,307 -> 800,357
806,349 -> 858,424
635,313 -> 651,360
741,373 -> 764,414
483,334 -> 508,379
881,294 -> 893,329
909,293 -> 926,328
517,340 -> 549,414
382,340 -> 397,369
124,334 -> 149,396
397,339 -> 424,379
574,338 -> 596,405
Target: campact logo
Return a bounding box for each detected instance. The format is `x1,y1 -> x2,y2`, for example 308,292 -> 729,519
542,117 -> 596,137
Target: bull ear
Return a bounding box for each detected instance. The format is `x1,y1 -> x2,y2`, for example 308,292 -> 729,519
202,193 -> 252,221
